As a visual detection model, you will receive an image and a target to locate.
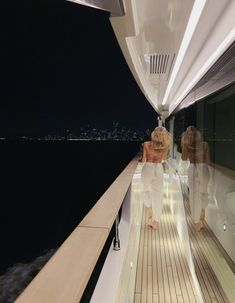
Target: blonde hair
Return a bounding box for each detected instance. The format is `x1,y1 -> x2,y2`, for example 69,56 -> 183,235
182,126 -> 202,148
151,126 -> 171,149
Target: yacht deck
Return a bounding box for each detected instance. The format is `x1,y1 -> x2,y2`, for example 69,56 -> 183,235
134,175 -> 232,303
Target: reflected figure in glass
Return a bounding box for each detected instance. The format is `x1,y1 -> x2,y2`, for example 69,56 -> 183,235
181,126 -> 210,231
141,127 -> 171,229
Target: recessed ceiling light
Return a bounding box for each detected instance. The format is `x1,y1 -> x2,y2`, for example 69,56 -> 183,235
171,27 -> 235,111
162,0 -> 206,105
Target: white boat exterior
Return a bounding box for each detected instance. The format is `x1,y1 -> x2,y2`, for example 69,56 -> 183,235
13,1 -> 235,302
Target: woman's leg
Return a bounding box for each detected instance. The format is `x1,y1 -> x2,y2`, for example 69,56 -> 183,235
188,164 -> 202,224
141,164 -> 154,209
150,164 -> 164,226
188,164 -> 195,219
198,164 -> 210,224
198,164 -> 210,210
146,207 -> 153,218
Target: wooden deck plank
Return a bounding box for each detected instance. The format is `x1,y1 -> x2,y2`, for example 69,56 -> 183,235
199,234 -> 233,302
177,295 -> 184,303
148,222 -> 152,266
135,208 -> 146,293
184,197 -> 231,303
191,230 -> 230,303
134,172 -> 233,303
171,224 -> 198,303
152,225 -> 158,294
147,266 -> 153,303
159,214 -> 172,303
134,293 -> 141,303
155,225 -> 165,303
206,270 -> 224,303
163,207 -> 183,297
153,294 -> 159,303
161,204 -> 178,303
188,224 -> 215,300
167,265 -> 178,303
183,201 -> 213,303
141,245 -> 148,303
189,224 -> 223,302
164,204 -> 194,303
191,246 -> 213,303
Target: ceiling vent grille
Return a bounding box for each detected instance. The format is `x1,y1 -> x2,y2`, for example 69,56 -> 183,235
150,54 -> 170,74
145,53 -> 175,80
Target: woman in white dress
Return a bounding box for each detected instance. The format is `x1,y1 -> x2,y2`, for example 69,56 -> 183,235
181,126 -> 210,231
141,126 -> 171,229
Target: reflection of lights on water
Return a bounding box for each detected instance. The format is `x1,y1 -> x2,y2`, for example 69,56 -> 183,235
223,223 -> 226,231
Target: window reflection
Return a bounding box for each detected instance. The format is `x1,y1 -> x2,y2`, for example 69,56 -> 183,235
181,126 -> 210,231
172,82 -> 235,302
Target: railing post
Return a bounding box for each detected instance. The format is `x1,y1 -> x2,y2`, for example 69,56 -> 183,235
113,214 -> 120,251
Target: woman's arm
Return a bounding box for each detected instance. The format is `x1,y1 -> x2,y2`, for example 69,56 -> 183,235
161,144 -> 170,160
141,142 -> 147,163
181,135 -> 189,161
204,142 -> 210,165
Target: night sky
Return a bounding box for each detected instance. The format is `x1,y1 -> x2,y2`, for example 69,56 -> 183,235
0,0 -> 157,136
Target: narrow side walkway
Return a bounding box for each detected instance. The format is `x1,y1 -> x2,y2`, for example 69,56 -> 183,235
134,173 -> 231,303
134,178 -> 201,303
184,195 -> 233,303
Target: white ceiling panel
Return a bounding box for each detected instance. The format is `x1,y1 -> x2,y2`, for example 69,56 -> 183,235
110,0 -> 235,116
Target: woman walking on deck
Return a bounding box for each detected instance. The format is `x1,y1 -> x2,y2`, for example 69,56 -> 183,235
141,126 -> 171,229
181,126 -> 210,231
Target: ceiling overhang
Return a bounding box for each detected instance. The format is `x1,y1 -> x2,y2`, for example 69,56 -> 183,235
68,0 -> 235,117
175,42 -> 235,112
109,0 -> 235,117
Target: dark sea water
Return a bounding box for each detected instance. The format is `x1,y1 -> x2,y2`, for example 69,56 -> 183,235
0,141 -> 140,302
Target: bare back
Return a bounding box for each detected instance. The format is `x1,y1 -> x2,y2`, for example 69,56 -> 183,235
142,141 -> 169,163
182,141 -> 210,164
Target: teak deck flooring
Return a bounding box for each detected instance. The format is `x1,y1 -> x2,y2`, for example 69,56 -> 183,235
134,176 -> 232,303
184,194 -> 232,303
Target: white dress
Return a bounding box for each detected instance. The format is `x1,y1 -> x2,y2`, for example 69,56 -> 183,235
141,162 -> 164,221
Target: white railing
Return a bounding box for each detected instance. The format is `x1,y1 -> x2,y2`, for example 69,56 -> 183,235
90,162 -> 144,303
14,156 -> 139,303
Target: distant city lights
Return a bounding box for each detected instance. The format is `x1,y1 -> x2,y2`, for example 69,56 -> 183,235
0,123 -> 151,142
